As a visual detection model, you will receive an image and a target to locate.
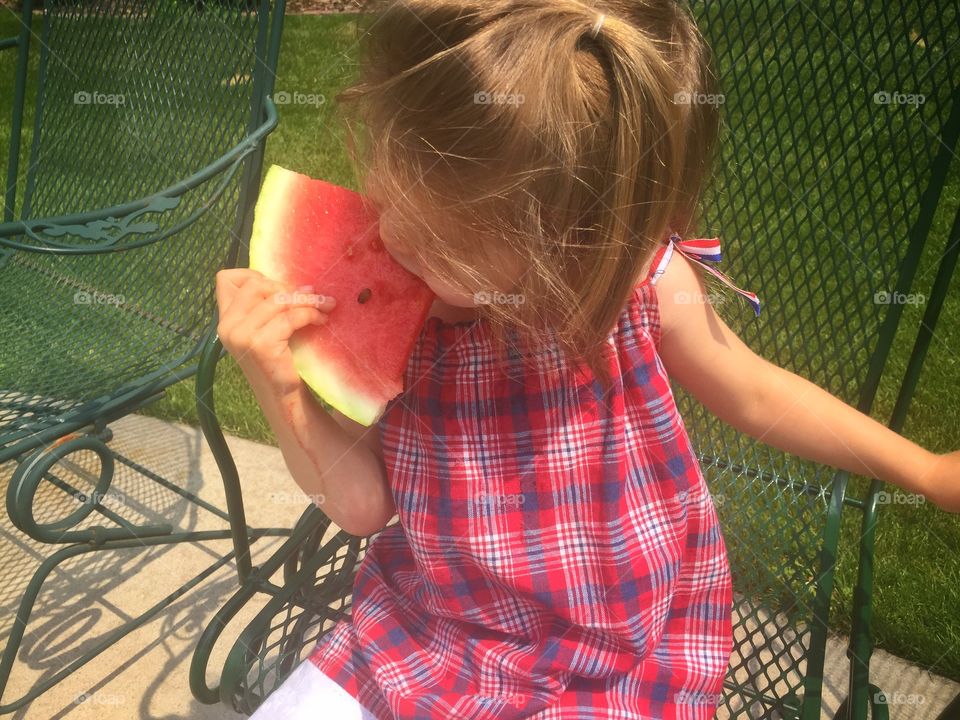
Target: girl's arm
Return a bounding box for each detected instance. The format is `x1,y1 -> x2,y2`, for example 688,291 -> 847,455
215,269 -> 396,537
250,380 -> 396,537
328,405 -> 386,459
653,251 -> 960,512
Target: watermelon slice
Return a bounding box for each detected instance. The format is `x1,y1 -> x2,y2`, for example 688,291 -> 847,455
249,165 -> 435,426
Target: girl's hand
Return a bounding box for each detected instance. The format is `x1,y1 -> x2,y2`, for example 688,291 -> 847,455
215,269 -> 336,398
922,451 -> 960,513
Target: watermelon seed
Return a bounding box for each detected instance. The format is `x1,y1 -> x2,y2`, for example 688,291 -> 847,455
357,288 -> 372,304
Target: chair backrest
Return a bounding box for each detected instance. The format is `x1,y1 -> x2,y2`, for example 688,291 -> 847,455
0,0 -> 284,460
680,1 -> 959,717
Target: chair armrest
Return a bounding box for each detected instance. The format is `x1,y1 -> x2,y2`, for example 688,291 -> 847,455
0,95 -> 278,255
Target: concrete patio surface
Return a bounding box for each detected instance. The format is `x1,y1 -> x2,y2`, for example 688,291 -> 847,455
0,413 -> 956,719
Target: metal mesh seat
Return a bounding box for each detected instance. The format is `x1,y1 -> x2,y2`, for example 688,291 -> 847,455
191,2 -> 960,718
0,0 -> 287,712
0,0 -> 280,463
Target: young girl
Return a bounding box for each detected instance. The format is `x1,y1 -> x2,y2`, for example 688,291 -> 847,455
215,1 -> 960,717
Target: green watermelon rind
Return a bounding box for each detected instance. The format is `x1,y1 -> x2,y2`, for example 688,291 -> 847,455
249,164 -> 389,427
290,334 -> 399,426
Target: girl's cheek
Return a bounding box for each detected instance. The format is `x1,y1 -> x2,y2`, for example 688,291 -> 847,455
379,223 -> 422,277
422,273 -> 478,308
389,245 -> 423,278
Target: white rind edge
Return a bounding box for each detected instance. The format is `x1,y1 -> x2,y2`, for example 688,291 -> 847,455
249,164 -> 295,277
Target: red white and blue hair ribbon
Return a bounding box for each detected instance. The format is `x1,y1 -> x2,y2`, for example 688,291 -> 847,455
669,232 -> 762,316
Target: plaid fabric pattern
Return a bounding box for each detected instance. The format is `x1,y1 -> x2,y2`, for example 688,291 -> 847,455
309,260 -> 734,719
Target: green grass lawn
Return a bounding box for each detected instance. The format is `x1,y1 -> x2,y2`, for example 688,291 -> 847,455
2,8 -> 958,683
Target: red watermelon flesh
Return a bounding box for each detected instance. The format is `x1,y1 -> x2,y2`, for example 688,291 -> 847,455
249,165 -> 435,426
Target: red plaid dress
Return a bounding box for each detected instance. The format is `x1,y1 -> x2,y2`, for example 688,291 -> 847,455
308,235 -> 750,719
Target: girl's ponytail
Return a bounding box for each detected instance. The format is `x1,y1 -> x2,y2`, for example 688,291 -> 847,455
553,3 -> 693,386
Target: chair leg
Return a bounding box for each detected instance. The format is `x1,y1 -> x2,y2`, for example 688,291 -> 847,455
190,504 -> 338,706
215,516 -> 368,714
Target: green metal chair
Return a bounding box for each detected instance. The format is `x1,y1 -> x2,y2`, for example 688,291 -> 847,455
682,3 -> 959,719
0,0 -> 288,713
190,2 -> 960,718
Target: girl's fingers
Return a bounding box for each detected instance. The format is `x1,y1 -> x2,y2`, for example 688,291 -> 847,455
271,288 -> 337,311
217,271 -> 277,318
215,268 -> 267,311
219,276 -> 305,329
217,269 -> 337,345
233,277 -> 336,316
255,306 -> 328,348
231,290 -> 331,340
224,293 -> 288,340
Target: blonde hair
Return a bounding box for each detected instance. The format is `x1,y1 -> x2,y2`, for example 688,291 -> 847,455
335,0 -> 721,386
